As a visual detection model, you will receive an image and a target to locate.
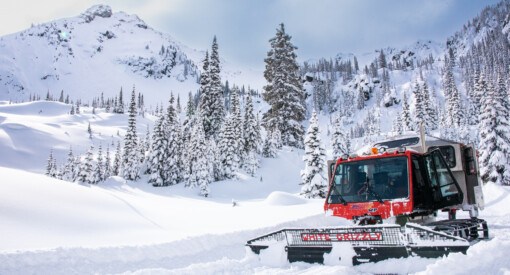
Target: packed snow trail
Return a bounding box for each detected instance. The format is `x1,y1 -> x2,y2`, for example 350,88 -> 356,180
0,215 -> 340,274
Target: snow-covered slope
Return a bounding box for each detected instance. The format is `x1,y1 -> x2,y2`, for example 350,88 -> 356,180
0,166 -> 509,274
0,100 -> 148,172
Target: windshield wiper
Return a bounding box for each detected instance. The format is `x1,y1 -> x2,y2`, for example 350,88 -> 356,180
364,178 -> 384,204
330,188 -> 348,205
338,194 -> 347,205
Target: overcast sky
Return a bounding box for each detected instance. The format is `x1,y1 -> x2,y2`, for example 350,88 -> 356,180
0,0 -> 500,69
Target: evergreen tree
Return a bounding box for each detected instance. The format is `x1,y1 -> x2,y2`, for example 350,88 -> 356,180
217,115 -> 239,179
413,81 -> 426,127
230,86 -> 244,163
199,37 -> 225,139
243,92 -> 258,150
164,94 -> 183,185
331,115 -> 349,156
471,71 -> 487,125
92,145 -> 104,183
186,116 -> 212,197
112,141 -> 122,176
262,134 -> 277,158
402,92 -> 413,131
243,92 -> 262,156
148,115 -> 168,186
87,122 -> 92,139
262,23 -> 306,148
378,49 -> 387,69
186,91 -> 195,119
422,81 -> 437,130
140,126 -> 151,170
176,94 -> 182,114
392,115 -> 404,136
116,87 -> 125,114
78,146 -> 95,184
300,111 -> 327,198
244,151 -> 258,177
58,90 -> 64,102
62,146 -> 77,181
122,87 -> 140,181
272,128 -> 283,149
443,59 -> 463,127
45,149 -> 58,178
479,75 -> 510,185
104,146 -> 112,179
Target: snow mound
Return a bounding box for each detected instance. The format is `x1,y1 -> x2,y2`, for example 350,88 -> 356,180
264,191 -> 307,206
102,176 -> 127,187
0,101 -> 70,116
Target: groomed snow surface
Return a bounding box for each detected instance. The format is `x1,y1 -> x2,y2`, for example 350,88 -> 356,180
1,101 -> 510,274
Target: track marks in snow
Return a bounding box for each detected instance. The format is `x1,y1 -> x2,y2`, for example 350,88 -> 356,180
99,188 -> 165,230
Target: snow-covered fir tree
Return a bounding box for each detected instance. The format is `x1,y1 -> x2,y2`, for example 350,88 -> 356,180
163,94 -> 183,185
478,75 -> 510,185
78,146 -> 95,184
45,149 -> 58,178
140,126 -> 151,171
243,92 -> 261,153
230,86 -> 244,163
87,122 -> 92,139
122,87 -> 140,181
401,92 -> 413,131
112,141 -> 121,176
413,81 -> 426,127
115,87 -> 125,114
262,133 -> 278,158
94,145 -> 103,182
198,37 -> 225,139
186,91 -> 195,119
443,57 -> 463,127
272,128 -> 283,149
176,94 -> 181,114
217,115 -> 240,179
331,115 -> 349,157
262,23 -> 306,148
186,115 -> 212,196
243,92 -> 261,174
421,81 -> 436,131
300,111 -> 327,198
61,146 -> 77,182
104,146 -> 112,180
392,115 -> 404,136
148,115 -> 168,186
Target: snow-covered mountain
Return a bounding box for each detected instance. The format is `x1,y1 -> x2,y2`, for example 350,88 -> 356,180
0,5 -> 262,106
447,0 -> 510,57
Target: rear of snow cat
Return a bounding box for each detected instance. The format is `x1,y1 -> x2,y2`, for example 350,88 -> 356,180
246,135 -> 488,265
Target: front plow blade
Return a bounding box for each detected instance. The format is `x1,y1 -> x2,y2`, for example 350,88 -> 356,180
246,224 -> 469,265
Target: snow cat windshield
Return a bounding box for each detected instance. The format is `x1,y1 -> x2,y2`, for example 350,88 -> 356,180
327,156 -> 409,204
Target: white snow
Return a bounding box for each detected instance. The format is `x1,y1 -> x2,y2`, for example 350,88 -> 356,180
0,100 -> 509,274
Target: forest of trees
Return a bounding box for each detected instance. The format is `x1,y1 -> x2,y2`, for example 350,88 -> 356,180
46,37 -> 265,197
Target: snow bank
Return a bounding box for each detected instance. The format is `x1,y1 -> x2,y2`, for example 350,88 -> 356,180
0,101 -> 71,116
265,191 -> 307,206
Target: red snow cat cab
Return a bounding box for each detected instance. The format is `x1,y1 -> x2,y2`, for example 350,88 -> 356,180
247,131 -> 488,265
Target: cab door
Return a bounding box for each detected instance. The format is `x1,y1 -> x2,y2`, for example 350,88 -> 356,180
423,149 -> 464,209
